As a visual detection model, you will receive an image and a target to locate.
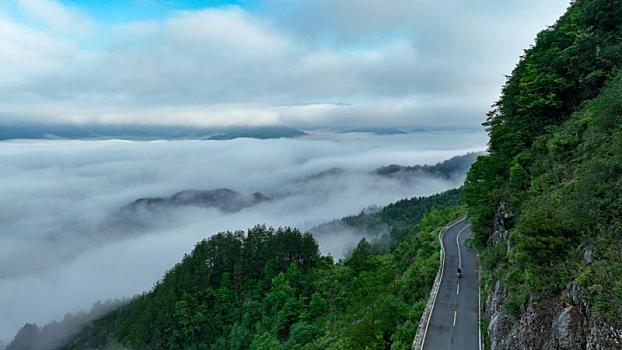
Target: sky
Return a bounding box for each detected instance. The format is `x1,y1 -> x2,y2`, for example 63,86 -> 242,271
0,0 -> 570,129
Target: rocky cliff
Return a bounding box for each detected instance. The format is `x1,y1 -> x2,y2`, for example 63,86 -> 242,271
484,207 -> 622,350
462,1 -> 622,348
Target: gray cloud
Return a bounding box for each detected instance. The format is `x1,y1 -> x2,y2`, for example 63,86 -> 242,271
0,131 -> 486,342
0,0 -> 569,128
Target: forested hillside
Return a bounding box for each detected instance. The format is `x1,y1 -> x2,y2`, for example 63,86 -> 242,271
55,191 -> 464,349
311,188 -> 463,246
464,0 -> 622,348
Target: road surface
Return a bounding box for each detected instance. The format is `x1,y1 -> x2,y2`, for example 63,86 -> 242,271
422,219 -> 480,350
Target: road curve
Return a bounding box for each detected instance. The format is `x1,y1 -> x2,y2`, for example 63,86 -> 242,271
422,219 -> 480,350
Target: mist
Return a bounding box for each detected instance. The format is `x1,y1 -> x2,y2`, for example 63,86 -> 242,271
0,130 -> 486,343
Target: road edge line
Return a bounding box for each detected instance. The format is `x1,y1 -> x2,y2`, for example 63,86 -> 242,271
456,226 -> 468,269
477,244 -> 483,350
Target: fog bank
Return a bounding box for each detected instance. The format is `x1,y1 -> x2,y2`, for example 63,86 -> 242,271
0,130 -> 486,342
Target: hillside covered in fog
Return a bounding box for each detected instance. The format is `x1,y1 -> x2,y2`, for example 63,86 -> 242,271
0,133 -> 484,346
44,191 -> 464,349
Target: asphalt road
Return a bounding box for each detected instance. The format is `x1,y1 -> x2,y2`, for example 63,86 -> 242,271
422,219 -> 480,350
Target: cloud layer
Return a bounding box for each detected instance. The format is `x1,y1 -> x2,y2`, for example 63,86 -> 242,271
0,131 -> 486,342
0,0 -> 570,128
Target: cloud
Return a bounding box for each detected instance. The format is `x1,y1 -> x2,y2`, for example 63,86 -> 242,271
165,7 -> 291,59
0,16 -> 70,88
0,132 -> 487,342
16,0 -> 92,32
0,1 -> 570,128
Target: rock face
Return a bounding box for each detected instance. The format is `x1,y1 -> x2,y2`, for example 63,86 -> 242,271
553,306 -> 584,349
485,206 -> 622,350
487,281 -> 622,350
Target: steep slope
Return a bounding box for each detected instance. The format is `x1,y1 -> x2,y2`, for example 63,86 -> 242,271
464,0 -> 622,348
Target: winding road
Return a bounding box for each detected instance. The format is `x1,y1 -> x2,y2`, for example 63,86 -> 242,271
421,219 -> 481,350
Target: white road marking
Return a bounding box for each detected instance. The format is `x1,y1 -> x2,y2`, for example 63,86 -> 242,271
456,226 -> 468,269
457,283 -> 460,295
453,310 -> 457,327
476,230 -> 483,350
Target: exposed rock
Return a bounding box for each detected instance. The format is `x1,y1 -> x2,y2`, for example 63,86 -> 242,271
491,201 -> 513,248
486,278 -> 622,350
563,282 -> 582,306
553,306 -> 584,350
486,199 -> 622,350
584,310 -> 622,350
487,281 -> 518,350
580,242 -> 594,265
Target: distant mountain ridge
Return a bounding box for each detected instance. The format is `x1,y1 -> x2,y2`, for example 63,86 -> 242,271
337,127 -> 408,135
374,152 -> 481,182
119,153 -> 479,219
291,152 -> 481,187
122,188 -> 270,214
0,125 -> 306,141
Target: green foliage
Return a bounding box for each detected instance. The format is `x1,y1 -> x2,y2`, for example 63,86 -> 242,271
62,193 -> 465,349
507,71 -> 622,319
577,230 -> 622,322
465,0 -> 622,324
464,154 -> 508,246
313,188 -> 463,250
62,226 -> 320,349
380,188 -> 463,229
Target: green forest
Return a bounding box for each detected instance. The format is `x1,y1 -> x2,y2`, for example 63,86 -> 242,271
464,0 -> 622,324
59,192 -> 464,349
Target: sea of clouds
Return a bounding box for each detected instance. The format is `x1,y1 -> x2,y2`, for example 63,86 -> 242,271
0,130 -> 486,342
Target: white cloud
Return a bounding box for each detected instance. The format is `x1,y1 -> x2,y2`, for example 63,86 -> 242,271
165,7 -> 292,59
0,1 -> 570,128
0,16 -> 70,87
16,0 -> 92,32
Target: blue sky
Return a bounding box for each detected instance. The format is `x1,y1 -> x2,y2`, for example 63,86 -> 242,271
0,0 -> 570,128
